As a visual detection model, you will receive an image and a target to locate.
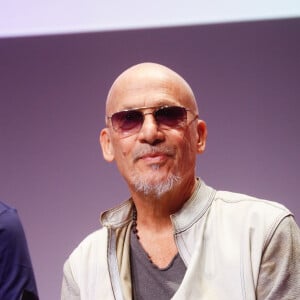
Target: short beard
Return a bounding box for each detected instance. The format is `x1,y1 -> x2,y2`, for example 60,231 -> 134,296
132,167 -> 181,198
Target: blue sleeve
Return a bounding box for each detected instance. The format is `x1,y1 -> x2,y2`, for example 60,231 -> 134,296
0,203 -> 38,300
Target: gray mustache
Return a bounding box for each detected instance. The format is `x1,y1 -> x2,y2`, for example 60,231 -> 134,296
132,146 -> 176,161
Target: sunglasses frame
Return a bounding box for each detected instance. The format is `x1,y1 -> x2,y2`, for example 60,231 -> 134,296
106,105 -> 198,136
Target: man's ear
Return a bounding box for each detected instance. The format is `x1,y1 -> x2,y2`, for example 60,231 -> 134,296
196,120 -> 207,154
99,128 -> 115,162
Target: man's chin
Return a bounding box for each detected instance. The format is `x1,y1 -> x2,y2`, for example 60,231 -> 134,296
132,174 -> 181,198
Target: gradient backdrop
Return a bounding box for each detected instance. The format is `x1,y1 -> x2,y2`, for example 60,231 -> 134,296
0,18 -> 299,299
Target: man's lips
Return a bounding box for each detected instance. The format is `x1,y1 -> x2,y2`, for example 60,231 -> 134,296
132,146 -> 175,163
139,152 -> 169,163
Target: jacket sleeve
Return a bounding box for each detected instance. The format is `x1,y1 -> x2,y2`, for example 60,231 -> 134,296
0,205 -> 38,300
61,259 -> 81,300
256,215 -> 300,299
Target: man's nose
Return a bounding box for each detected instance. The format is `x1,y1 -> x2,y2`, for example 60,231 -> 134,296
137,114 -> 165,145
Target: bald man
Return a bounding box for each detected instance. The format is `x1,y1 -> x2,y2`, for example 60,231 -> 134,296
61,63 -> 300,300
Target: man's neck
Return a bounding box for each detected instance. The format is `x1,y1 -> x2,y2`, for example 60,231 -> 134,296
131,176 -> 197,225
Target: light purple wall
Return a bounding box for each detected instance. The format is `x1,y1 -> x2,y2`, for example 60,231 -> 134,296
0,18 -> 299,299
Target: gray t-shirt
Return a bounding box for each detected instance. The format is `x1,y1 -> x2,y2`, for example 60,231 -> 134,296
130,230 -> 186,299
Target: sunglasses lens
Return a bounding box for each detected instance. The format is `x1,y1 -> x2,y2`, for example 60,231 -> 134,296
110,106 -> 189,136
155,106 -> 187,127
111,110 -> 143,133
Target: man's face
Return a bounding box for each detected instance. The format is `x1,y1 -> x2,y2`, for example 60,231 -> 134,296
100,65 -> 206,198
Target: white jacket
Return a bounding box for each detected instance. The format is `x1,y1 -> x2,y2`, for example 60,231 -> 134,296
61,180 -> 300,299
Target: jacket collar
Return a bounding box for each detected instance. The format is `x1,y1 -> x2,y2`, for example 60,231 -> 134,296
100,178 -> 216,231
171,179 -> 216,233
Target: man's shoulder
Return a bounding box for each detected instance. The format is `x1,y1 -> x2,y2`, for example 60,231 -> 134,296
64,228 -> 109,280
215,190 -> 290,212
67,228 -> 108,263
0,201 -> 10,214
212,189 -> 292,226
0,201 -> 17,218
0,201 -> 25,243
208,189 -> 296,249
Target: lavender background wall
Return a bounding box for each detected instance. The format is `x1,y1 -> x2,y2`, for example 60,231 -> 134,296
0,18 -> 299,299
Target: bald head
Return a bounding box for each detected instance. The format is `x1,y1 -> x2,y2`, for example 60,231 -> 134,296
100,62 -> 207,197
106,62 -> 198,117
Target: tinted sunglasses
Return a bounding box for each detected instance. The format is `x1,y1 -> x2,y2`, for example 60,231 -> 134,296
107,105 -> 197,137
